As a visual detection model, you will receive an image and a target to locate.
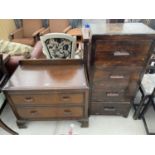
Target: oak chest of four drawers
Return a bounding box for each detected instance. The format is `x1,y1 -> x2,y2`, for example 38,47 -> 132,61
88,23 -> 155,117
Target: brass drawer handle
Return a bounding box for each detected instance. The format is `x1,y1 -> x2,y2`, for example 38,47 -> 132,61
104,107 -> 116,111
110,75 -> 124,79
24,97 -> 34,102
113,51 -> 130,56
63,109 -> 72,115
61,95 -> 71,102
30,110 -> 37,114
106,92 -> 119,97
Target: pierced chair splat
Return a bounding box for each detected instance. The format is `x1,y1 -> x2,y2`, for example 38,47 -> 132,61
40,33 -> 76,59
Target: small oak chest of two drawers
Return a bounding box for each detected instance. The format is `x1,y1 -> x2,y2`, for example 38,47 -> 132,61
3,60 -> 89,128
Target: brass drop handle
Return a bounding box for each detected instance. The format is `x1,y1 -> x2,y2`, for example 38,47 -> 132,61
106,92 -> 119,97
63,109 -> 72,115
24,97 -> 33,102
30,110 -> 37,115
104,107 -> 116,111
61,95 -> 71,101
110,75 -> 124,79
113,51 -> 130,56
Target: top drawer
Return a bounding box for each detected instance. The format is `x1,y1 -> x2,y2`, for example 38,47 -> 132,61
95,40 -> 152,65
96,40 -> 151,52
9,93 -> 84,106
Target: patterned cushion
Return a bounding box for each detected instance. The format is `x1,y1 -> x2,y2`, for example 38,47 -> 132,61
0,40 -> 33,58
45,38 -> 72,59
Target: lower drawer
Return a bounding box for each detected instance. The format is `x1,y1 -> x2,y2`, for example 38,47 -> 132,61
91,89 -> 131,102
91,78 -> 139,102
90,102 -> 131,117
16,107 -> 83,119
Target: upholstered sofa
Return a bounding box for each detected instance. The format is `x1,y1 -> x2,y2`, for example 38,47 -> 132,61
4,41 -> 44,75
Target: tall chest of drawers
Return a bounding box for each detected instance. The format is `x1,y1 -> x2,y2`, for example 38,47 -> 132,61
88,23 -> 155,117
3,60 -> 89,128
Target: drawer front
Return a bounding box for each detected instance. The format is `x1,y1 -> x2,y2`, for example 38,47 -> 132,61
16,107 -> 83,119
91,79 -> 138,102
93,72 -> 140,89
96,40 -> 151,53
91,89 -> 131,102
90,102 -> 131,116
95,40 -> 151,65
93,68 -> 130,82
93,80 -> 129,91
10,93 -> 84,105
93,66 -> 143,79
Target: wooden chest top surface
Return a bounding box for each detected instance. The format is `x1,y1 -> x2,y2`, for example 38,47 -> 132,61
90,23 -> 155,35
3,60 -> 88,90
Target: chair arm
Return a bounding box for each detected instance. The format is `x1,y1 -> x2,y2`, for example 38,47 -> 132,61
63,25 -> 72,33
31,41 -> 43,59
40,28 -> 50,36
9,28 -> 23,40
32,27 -> 46,37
